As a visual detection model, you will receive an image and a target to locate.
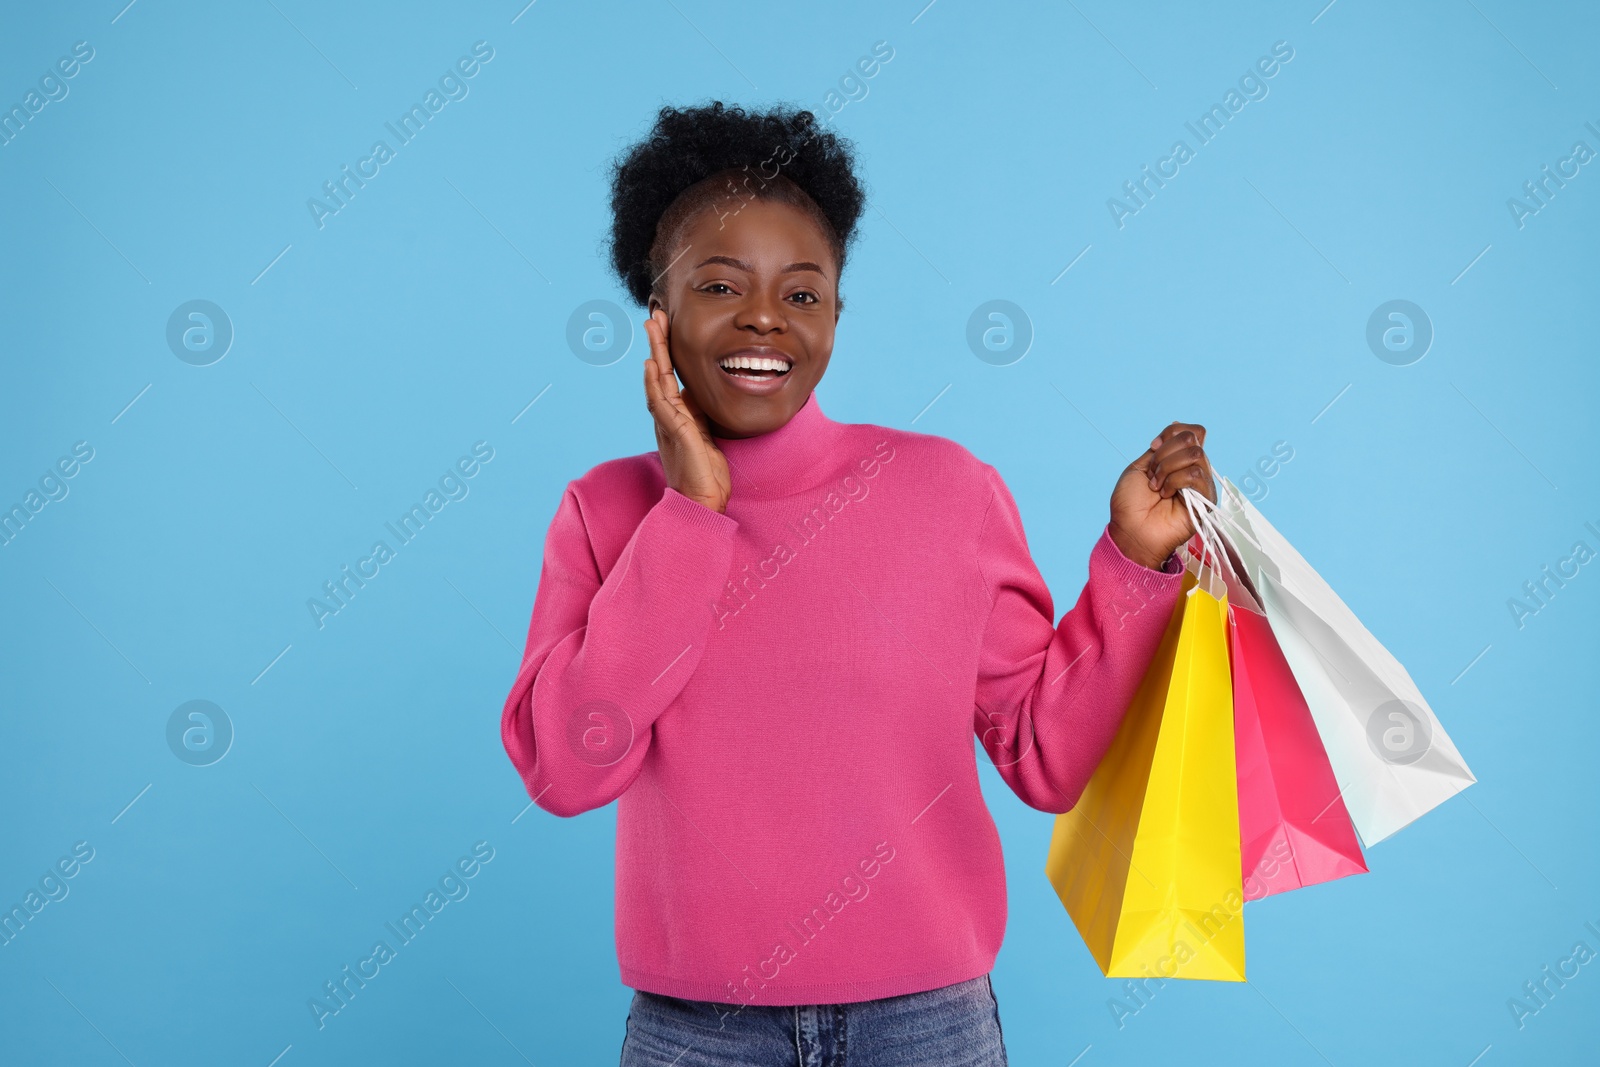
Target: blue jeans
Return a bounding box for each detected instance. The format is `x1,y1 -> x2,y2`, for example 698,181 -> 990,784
619,973 -> 1009,1066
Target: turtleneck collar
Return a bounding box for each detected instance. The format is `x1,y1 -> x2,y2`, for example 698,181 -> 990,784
710,390 -> 846,501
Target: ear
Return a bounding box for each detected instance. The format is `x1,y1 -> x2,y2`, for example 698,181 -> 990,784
647,292 -> 663,316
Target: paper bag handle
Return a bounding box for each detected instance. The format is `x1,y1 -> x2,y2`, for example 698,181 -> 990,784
1178,486 -> 1240,597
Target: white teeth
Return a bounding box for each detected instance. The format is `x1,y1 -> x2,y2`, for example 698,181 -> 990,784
718,355 -> 791,372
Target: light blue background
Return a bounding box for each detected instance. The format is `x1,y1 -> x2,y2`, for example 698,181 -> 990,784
2,1 -> 1596,1064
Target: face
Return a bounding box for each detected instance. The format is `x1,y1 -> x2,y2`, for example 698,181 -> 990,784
647,197 -> 839,439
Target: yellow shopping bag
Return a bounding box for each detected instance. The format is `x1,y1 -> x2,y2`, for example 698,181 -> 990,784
1044,569 -> 1245,981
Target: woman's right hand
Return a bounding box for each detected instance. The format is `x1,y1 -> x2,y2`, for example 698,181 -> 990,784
643,308 -> 731,514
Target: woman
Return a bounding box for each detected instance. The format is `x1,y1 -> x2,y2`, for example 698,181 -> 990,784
500,101 -> 1217,1066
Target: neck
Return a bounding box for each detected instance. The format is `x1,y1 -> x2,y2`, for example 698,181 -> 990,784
707,390 -> 845,500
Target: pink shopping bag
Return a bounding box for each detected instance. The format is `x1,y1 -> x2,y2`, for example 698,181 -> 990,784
1230,598 -> 1368,899
1177,518 -> 1368,902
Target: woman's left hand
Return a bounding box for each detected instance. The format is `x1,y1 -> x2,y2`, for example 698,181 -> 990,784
1108,421 -> 1218,571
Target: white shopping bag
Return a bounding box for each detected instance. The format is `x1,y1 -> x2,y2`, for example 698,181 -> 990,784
1194,479 -> 1475,846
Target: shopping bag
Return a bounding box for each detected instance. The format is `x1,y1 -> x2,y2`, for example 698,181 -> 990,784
1229,602 -> 1369,898
1176,528 -> 1368,900
1204,479 -> 1475,846
1044,565 -> 1245,982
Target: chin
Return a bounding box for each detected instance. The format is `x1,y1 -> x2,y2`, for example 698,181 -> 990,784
708,394 -> 799,438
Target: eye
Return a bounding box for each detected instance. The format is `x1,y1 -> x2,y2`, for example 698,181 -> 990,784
699,282 -> 736,295
789,291 -> 820,304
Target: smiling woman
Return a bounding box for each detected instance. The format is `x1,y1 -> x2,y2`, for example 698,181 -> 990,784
608,101 -> 864,446
646,199 -> 837,430
500,99 -> 1219,1067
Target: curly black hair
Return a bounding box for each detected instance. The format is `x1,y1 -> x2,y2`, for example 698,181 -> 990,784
606,101 -> 867,309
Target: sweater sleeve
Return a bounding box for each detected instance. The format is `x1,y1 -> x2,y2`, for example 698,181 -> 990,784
500,482 -> 739,818
972,465 -> 1185,814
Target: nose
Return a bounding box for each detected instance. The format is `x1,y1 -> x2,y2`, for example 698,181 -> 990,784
733,284 -> 786,334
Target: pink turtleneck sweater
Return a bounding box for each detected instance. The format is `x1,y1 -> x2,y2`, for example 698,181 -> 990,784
500,390 -> 1184,1006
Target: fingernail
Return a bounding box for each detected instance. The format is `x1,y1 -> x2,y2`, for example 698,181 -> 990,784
1150,437 -> 1161,450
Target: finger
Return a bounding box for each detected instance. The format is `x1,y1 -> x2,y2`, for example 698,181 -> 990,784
644,309 -> 666,360
1149,421 -> 1207,452
642,327 -> 680,431
1148,425 -> 1208,491
1127,431 -> 1172,475
642,330 -> 655,409
644,312 -> 680,405
677,381 -> 711,435
1152,444 -> 1203,483
643,317 -> 689,423
644,362 -> 702,454
647,370 -> 695,440
1164,421 -> 1206,446
1149,442 -> 1203,491
643,319 -> 667,411
1151,427 -> 1202,462
1152,438 -> 1203,483
1156,459 -> 1215,500
643,347 -> 668,437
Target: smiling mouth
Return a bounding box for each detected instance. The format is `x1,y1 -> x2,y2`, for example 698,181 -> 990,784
717,354 -> 793,381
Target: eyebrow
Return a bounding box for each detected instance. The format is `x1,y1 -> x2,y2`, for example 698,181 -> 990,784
692,255 -> 830,277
